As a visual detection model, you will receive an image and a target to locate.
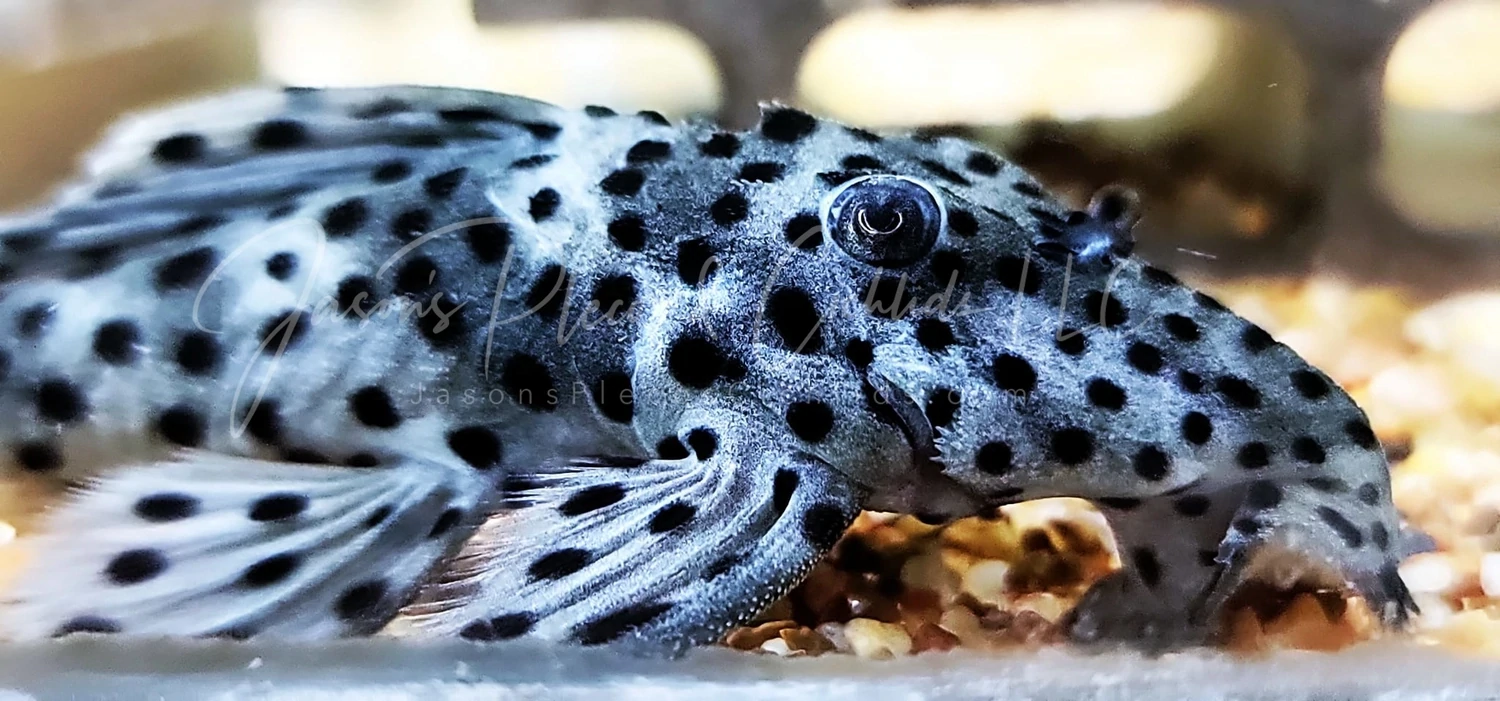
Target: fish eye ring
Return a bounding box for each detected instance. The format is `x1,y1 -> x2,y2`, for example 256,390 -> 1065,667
821,174 -> 946,267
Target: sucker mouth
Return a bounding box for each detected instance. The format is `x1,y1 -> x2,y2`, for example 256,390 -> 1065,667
865,369 -> 941,470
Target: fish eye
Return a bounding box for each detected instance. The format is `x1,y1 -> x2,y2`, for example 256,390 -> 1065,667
820,175 -> 945,267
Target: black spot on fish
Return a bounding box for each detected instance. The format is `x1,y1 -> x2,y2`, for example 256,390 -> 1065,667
1131,547 -> 1162,588
1292,370 -> 1331,400
676,239 -> 717,285
738,162 -> 785,182
447,426 -> 503,469
423,168 -> 467,199
760,108 -> 817,143
965,152 -> 1001,176
918,159 -> 971,186
105,549 -> 167,586
1055,329 -> 1087,356
154,247 -> 217,291
915,318 -> 955,352
1215,376 -> 1262,409
321,198 -> 368,237
14,441 -> 61,473
841,154 -> 884,170
501,354 -> 557,412
976,441 -> 1013,475
134,493 -> 198,522
152,134 -> 207,164
574,602 -> 672,645
1292,436 -> 1327,464
700,132 -> 740,158
36,378 -> 87,424
592,371 -> 633,424
710,192 -> 749,226
783,213 -> 823,250
1181,411 -> 1213,445
601,168 -> 646,197
529,188 -> 561,221
1242,324 -> 1276,353
349,386 -> 401,429
667,334 -> 726,389
991,354 -> 1037,393
649,502 -> 696,534
1162,314 -> 1200,342
654,438 -> 684,462
1316,506 -> 1364,548
844,338 -> 874,368
1083,290 -> 1128,327
608,215 -> 648,252
1173,495 -> 1211,518
559,485 -> 626,516
529,549 -> 591,581
1050,428 -> 1095,465
334,580 -> 388,622
93,319 -> 141,366
995,256 -> 1042,294
767,287 -> 823,353
1133,446 -> 1170,481
786,401 -> 835,443
371,160 -> 413,183
251,119 -> 309,151
1086,378 -> 1126,411
1237,442 -> 1271,470
1245,480 -> 1283,509
626,140 -> 671,164
240,553 -> 301,588
154,405 -> 205,447
249,493 -> 308,522
924,388 -> 960,429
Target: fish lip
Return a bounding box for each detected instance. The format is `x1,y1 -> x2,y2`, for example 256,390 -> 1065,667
864,368 -> 941,470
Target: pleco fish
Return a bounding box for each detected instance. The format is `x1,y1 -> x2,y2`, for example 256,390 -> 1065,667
0,86 -> 1414,651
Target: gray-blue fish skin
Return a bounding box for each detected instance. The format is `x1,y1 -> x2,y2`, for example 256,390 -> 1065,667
0,86 -> 1413,649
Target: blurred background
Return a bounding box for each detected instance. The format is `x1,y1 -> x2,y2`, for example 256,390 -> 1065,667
2,0 -> 1499,286
4,0 -> 1500,657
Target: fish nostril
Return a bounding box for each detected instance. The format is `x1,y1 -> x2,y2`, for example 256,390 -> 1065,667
1088,185 -> 1142,229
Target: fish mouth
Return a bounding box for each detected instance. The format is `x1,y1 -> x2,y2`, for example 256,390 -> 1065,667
864,369 -> 940,470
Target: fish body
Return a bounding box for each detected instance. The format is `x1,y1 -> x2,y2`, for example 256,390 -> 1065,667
0,86 -> 1413,649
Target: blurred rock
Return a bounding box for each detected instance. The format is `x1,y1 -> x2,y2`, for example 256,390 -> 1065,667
1381,0 -> 1500,234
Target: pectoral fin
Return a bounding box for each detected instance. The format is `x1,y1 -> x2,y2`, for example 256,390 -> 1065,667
401,445 -> 865,651
1,451 -> 486,640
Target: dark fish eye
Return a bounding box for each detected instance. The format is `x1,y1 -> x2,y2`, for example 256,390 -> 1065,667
821,174 -> 945,267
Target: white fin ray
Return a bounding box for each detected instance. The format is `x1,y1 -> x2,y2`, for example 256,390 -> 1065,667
1,452 -> 487,640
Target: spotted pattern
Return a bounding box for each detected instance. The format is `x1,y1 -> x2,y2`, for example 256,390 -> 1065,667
0,87 -> 1411,649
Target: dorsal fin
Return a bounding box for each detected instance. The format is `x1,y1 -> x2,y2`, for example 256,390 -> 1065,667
0,85 -> 568,280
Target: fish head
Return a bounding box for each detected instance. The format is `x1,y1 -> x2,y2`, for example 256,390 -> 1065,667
713,108 -> 1383,522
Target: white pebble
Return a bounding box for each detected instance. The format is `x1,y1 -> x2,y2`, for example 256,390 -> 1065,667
1480,552 -> 1500,598
759,637 -> 796,656
960,560 -> 1012,604
1399,553 -> 1456,595
844,618 -> 913,659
